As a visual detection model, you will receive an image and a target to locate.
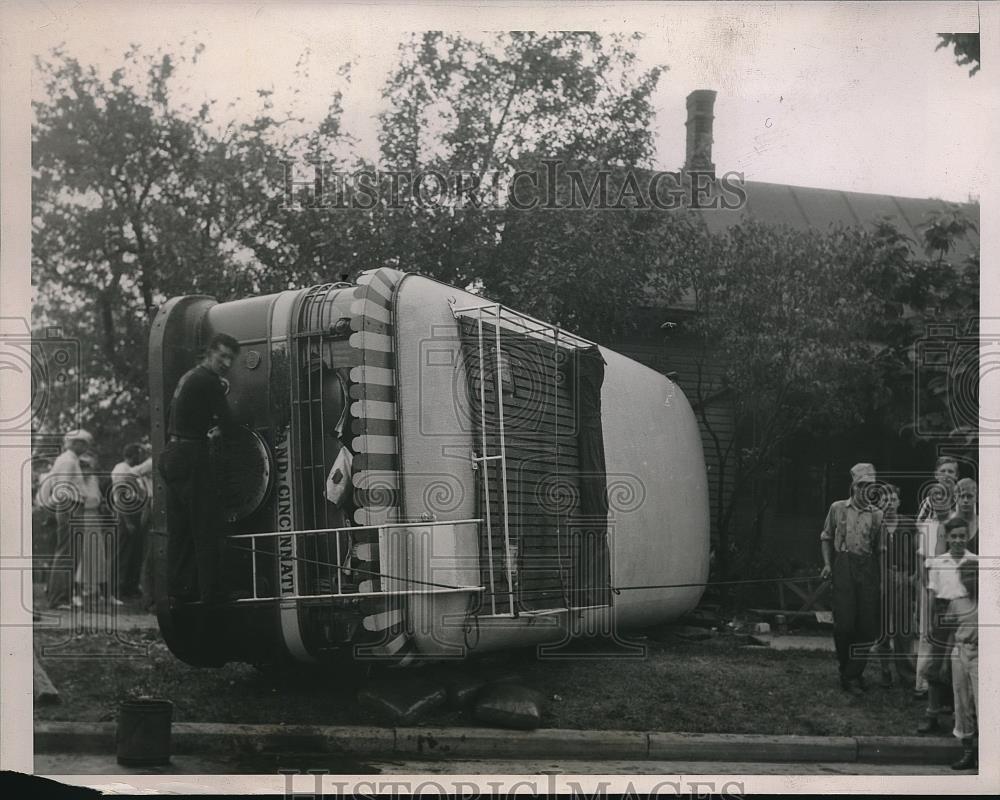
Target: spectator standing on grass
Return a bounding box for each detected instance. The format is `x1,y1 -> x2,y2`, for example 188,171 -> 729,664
40,429 -> 92,609
948,546 -> 978,770
870,483 -> 918,690
915,476 -> 959,700
819,462 -> 886,695
917,516 -> 974,735
74,452 -> 122,607
133,452 -> 155,610
912,455 -> 959,700
111,442 -> 150,600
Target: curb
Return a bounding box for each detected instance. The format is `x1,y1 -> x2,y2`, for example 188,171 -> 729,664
34,722 -> 964,764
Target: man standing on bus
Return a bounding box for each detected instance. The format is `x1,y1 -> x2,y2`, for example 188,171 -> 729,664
820,462 -> 886,695
159,333 -> 240,606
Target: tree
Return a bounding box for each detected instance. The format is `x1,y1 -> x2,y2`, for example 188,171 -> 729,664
373,31 -> 675,342
868,211 -> 980,452
662,208 -> 979,579
936,33 -> 980,76
663,220 -> 887,575
31,44 -> 354,458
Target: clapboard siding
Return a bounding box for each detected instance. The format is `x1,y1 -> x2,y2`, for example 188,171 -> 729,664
614,337 -> 736,545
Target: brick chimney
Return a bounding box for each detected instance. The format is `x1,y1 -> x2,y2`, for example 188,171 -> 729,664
684,90 -> 717,175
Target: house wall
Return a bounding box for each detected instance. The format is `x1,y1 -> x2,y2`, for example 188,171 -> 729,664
614,333 -> 746,547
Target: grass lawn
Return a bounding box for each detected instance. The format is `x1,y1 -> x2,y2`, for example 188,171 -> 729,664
33,628 -> 928,737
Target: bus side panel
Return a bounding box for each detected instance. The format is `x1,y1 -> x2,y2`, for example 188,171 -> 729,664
392,276 -> 485,657
601,348 -> 709,627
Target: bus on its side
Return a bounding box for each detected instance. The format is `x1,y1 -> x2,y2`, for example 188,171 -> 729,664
148,268 -> 709,669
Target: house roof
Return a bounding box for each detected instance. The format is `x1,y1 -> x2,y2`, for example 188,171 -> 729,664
653,179 -> 979,314
699,180 -> 980,260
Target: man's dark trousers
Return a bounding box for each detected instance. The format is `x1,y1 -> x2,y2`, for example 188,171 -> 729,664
162,441 -> 224,604
832,550 -> 881,681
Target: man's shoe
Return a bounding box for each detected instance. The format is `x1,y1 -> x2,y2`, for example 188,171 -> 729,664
840,678 -> 863,696
855,675 -> 868,692
879,671 -> 893,689
917,716 -> 941,734
951,748 -> 977,770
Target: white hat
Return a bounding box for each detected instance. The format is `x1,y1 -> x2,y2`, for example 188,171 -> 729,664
850,462 -> 876,484
64,429 -> 94,445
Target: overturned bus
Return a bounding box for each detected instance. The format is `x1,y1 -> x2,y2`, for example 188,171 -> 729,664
148,268 -> 709,668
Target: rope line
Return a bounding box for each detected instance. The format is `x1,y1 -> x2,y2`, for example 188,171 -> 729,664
610,575 -> 828,594
224,537 -> 826,595
224,541 -> 475,593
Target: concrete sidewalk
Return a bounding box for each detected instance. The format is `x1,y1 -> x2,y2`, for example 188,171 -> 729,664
35,721 -> 963,765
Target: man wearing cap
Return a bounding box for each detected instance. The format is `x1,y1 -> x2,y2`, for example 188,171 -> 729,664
160,333 -> 239,606
820,462 -> 887,694
40,429 -> 93,608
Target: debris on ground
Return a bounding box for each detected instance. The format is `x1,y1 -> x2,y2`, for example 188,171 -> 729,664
474,683 -> 544,730
357,679 -> 447,725
444,674 -> 487,709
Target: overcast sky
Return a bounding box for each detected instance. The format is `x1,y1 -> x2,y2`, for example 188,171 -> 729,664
24,2 -> 995,202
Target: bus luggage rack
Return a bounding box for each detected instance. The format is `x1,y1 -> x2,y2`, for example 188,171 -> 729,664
450,300 -> 599,618
226,520 -> 484,603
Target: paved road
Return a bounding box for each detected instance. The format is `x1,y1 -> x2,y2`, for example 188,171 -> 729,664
34,752 -> 965,776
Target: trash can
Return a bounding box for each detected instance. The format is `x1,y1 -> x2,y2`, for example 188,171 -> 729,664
116,698 -> 173,766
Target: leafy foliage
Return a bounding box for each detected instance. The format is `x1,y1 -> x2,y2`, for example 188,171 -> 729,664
373,32 -> 672,340
664,211 -> 979,574
31,44 -> 354,457
936,33 -> 981,76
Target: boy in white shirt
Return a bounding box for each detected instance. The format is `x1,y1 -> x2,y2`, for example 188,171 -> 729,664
918,517 -> 975,735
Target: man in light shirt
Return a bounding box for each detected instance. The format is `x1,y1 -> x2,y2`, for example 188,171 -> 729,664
820,462 -> 886,695
111,443 -> 149,599
74,451 -> 121,606
40,429 -> 93,609
918,517 -> 975,735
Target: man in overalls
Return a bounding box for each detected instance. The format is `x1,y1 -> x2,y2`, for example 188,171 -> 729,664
820,463 -> 886,695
